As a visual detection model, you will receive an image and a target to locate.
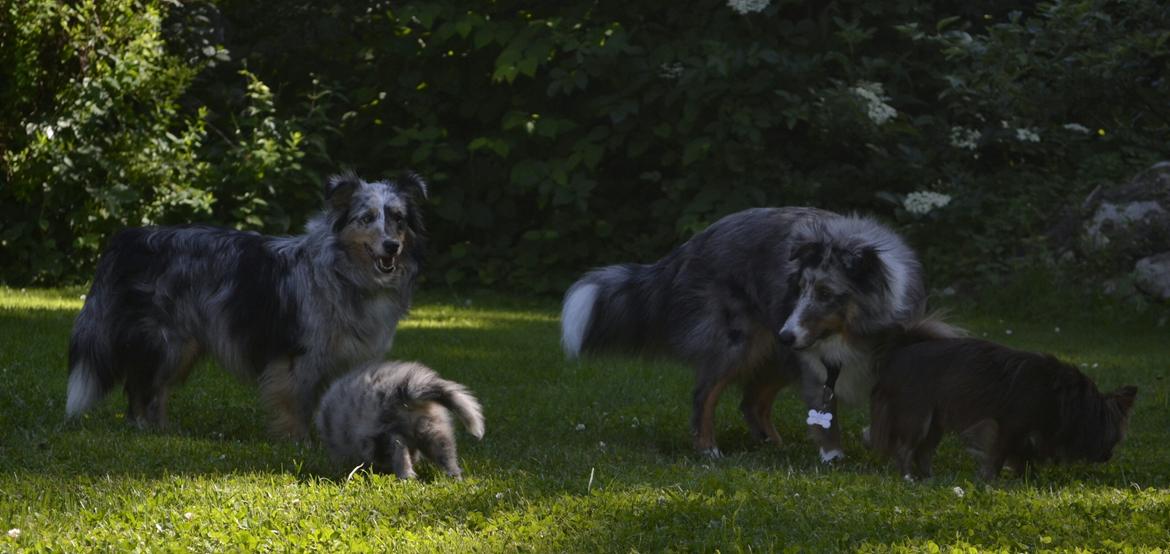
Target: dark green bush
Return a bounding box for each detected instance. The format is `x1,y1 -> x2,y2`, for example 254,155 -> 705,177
2,0 -> 1166,291
0,0 -> 304,284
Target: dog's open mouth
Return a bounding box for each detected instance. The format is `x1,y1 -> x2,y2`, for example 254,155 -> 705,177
366,245 -> 399,274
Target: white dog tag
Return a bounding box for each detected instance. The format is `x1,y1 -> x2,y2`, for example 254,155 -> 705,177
806,409 -> 833,429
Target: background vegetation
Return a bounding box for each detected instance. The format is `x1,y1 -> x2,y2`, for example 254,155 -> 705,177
2,0 -> 1168,294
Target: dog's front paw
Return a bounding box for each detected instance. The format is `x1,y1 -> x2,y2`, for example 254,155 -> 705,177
819,448 -> 845,464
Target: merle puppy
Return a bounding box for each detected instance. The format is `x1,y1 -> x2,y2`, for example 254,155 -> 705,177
315,361 -> 484,480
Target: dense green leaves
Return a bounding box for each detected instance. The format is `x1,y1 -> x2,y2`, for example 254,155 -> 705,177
1,0 -> 1167,289
0,0 -> 305,284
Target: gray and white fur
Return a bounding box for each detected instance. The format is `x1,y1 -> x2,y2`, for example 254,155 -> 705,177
314,361 -> 485,480
561,207 -> 961,460
66,171 -> 427,437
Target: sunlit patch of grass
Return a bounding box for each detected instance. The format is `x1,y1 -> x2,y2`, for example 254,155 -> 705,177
0,286 -> 87,311
1,287 -> 1167,551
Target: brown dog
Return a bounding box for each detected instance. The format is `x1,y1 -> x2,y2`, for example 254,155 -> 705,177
870,338 -> 1137,480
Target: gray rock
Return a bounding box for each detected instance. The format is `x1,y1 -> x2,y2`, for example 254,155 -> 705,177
1081,162 -> 1170,252
1045,162 -> 1170,302
1134,252 -> 1170,301
1086,201 -> 1166,248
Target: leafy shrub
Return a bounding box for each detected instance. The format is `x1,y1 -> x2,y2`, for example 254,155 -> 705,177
0,0 -> 304,284
2,0 -> 1166,292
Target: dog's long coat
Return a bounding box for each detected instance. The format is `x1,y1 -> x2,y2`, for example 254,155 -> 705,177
66,172 -> 427,436
315,361 -> 484,480
561,207 -> 958,459
870,338 -> 1137,480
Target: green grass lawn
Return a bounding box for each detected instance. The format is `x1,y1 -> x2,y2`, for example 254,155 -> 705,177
1,286 -> 1167,552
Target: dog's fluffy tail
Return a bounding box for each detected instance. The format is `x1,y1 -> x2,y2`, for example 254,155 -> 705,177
897,310 -> 967,348
561,263 -> 664,359
66,282 -> 120,418
400,366 -> 485,439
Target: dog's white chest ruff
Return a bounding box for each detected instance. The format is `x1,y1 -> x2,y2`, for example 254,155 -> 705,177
801,335 -> 874,405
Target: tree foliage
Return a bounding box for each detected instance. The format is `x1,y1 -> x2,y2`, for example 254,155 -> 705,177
1,0 -> 1167,289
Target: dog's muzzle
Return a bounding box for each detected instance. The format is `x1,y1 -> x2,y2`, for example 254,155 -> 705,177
365,244 -> 400,274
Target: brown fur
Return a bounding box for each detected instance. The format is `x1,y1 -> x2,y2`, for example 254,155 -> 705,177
870,338 -> 1137,480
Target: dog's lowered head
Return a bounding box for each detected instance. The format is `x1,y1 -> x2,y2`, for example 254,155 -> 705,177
778,215 -> 925,350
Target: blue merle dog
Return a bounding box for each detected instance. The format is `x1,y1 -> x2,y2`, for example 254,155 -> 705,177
65,172 -> 427,437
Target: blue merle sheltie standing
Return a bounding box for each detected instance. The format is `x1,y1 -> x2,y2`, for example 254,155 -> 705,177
561,207 -> 962,460
65,172 -> 427,437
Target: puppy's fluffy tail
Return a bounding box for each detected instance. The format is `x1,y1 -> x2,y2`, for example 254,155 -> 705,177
897,310 -> 967,348
400,365 -> 485,439
561,263 -> 664,359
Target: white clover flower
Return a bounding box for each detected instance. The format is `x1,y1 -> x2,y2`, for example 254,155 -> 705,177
727,0 -> 770,15
1015,128 -> 1041,142
1063,123 -> 1090,134
574,423 -> 585,431
658,62 -> 684,80
851,82 -> 897,126
949,127 -> 981,150
903,191 -> 952,215
952,486 -> 965,498
6,529 -> 20,539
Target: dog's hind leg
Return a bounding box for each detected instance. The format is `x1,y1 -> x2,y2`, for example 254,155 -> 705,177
911,417 -> 943,479
419,429 -> 463,480
121,327 -> 196,429
739,368 -> 789,446
387,436 -> 417,480
691,367 -> 736,458
142,338 -> 202,428
960,419 -> 1004,480
260,357 -> 308,439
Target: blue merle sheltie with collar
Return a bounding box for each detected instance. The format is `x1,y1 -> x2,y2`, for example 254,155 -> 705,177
561,207 -> 963,461
65,171 -> 427,438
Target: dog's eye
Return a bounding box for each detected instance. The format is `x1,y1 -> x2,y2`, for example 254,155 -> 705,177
359,213 -> 376,225
815,286 -> 834,301
386,209 -> 404,224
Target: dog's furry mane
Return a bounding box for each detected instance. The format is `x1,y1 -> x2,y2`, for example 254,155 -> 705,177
66,172 -> 427,436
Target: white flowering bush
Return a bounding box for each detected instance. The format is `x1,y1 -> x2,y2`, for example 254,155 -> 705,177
727,0 -> 770,15
851,82 -> 898,126
949,127 -> 981,150
1014,128 -> 1041,143
903,191 -> 952,215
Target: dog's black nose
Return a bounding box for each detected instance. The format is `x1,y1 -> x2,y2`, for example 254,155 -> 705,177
383,240 -> 401,253
778,330 -> 795,345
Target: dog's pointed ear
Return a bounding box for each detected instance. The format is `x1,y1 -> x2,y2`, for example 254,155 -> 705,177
789,241 -> 824,265
396,171 -> 428,200
1112,385 -> 1138,414
325,172 -> 361,211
